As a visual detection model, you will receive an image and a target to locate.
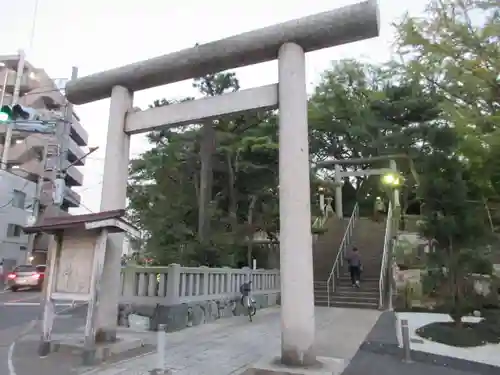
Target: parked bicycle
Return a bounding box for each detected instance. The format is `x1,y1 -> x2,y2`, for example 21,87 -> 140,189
239,280 -> 257,322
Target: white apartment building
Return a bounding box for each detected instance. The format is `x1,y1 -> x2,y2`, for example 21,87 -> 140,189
0,171 -> 35,265
0,52 -> 89,265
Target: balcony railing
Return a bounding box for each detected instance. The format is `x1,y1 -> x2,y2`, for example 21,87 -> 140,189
67,137 -> 85,165
69,116 -> 88,146
0,68 -> 41,95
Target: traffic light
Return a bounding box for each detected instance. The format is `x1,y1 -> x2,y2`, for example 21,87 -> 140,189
0,104 -> 31,123
0,105 -> 13,122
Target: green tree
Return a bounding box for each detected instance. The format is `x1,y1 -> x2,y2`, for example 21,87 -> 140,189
418,152 -> 493,325
308,59 -> 445,215
396,0 -> 500,193
127,72 -> 280,267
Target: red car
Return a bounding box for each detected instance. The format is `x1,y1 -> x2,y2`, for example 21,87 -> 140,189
6,264 -> 46,292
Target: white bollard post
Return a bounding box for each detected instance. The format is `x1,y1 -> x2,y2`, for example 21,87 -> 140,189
401,319 -> 412,363
157,324 -> 166,370
150,324 -> 171,375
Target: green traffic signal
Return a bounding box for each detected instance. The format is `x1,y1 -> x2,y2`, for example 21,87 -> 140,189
0,105 -> 31,122
0,105 -> 13,122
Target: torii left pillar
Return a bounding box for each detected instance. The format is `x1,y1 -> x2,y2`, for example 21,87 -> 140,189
93,86 -> 133,342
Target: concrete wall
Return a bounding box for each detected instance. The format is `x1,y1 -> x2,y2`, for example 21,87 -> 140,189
0,171 -> 35,265
118,265 -> 280,332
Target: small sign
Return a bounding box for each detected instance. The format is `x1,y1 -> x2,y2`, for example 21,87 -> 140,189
10,120 -> 56,134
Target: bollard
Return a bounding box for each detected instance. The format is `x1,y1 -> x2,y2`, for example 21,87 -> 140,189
157,324 -> 166,370
149,324 -> 171,375
400,319 -> 412,363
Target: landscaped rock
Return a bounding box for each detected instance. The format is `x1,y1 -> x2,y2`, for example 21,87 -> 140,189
471,274 -> 492,296
395,268 -> 422,288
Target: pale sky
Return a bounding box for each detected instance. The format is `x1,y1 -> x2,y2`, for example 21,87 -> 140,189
0,0 -> 427,214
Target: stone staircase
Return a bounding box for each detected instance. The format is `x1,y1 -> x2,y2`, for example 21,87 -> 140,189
313,216 -> 386,309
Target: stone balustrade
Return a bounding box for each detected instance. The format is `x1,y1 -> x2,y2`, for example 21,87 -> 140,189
120,264 -> 280,306
118,265 -> 281,332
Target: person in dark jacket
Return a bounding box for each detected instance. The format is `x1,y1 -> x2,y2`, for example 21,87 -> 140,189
346,247 -> 362,287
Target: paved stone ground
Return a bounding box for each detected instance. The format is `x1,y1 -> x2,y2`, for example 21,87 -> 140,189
342,311 -> 500,375
71,307 -> 380,375
11,306 -> 500,375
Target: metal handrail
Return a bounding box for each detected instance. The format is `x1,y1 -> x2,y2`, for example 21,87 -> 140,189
326,203 -> 359,307
312,207 -> 328,229
312,208 -> 328,229
378,202 -> 393,309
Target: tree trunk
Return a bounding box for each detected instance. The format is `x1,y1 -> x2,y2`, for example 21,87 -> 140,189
226,152 -> 238,233
198,123 -> 215,243
247,195 -> 258,267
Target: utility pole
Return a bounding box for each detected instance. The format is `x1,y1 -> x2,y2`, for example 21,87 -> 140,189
1,49 -> 25,170
53,66 -> 78,209
0,70 -> 9,108
39,66 -> 78,298
25,141 -> 50,263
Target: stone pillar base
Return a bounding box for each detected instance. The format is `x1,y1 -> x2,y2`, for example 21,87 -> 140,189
95,328 -> 117,343
149,369 -> 172,375
82,349 -> 97,366
240,356 -> 346,375
38,340 -> 51,357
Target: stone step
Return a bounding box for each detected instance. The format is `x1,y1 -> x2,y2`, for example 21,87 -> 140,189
314,289 -> 379,298
314,299 -> 379,309
337,279 -> 379,286
315,294 -> 379,304
314,281 -> 380,289
335,283 -> 379,293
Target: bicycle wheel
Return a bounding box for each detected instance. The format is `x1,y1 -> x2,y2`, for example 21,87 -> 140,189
249,304 -> 256,316
248,300 -> 257,322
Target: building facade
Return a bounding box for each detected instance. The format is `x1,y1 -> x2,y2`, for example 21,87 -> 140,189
0,171 -> 35,265
0,52 -> 89,265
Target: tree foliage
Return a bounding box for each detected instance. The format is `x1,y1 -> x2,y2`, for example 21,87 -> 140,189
396,0 -> 500,192
127,73 -> 279,267
394,0 -> 499,323
308,59 -> 446,215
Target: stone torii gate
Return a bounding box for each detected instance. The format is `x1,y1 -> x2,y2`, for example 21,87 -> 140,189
316,154 -> 413,218
65,1 -> 379,371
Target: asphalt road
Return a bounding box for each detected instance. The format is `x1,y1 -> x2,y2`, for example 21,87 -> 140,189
0,289 -> 44,330
0,288 -> 86,375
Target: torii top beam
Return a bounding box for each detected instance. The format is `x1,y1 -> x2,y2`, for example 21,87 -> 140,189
65,0 -> 380,105
314,154 -> 410,167
315,154 -> 420,185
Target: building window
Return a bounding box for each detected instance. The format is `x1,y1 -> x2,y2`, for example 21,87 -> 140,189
12,190 -> 26,209
6,224 -> 23,237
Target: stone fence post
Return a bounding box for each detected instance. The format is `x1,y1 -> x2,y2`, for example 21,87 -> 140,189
165,263 -> 180,305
